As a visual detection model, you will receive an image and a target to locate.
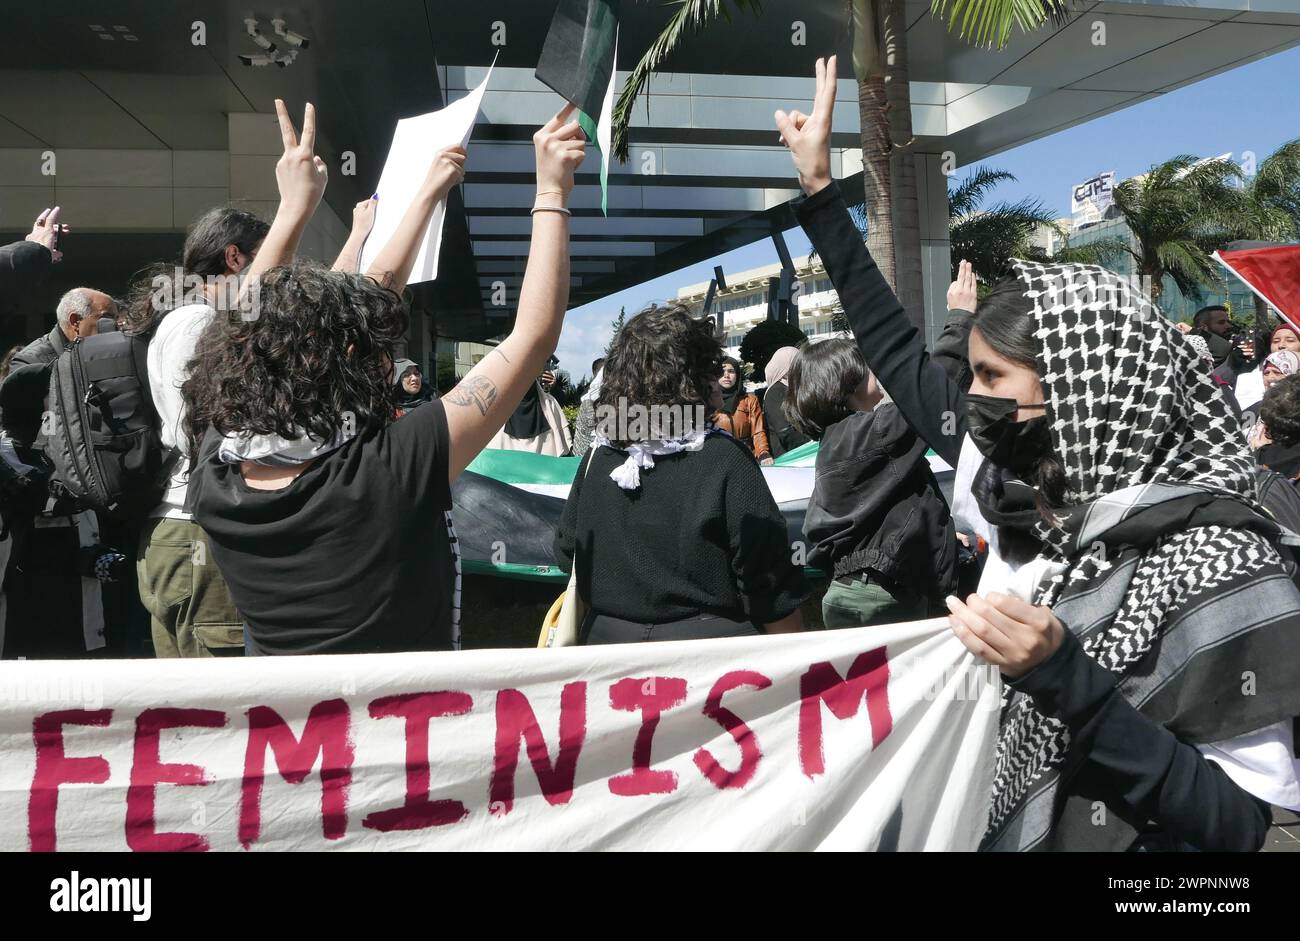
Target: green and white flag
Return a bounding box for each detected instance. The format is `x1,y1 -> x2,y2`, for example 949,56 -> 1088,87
535,0 -> 620,214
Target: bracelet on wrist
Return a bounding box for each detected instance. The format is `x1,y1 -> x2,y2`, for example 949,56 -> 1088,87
531,205 -> 571,216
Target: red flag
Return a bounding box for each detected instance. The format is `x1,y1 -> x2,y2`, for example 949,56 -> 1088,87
1213,243 -> 1300,332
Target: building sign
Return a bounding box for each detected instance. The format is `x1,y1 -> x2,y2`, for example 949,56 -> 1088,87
1071,171 -> 1116,229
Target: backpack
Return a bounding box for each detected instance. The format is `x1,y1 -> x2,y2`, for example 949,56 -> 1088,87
43,329 -> 179,520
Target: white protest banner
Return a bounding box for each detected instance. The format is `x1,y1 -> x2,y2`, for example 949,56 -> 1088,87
359,59 -> 494,285
0,619 -> 999,851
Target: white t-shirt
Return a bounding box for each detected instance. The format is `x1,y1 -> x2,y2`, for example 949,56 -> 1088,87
147,303 -> 217,519
954,436 -> 1300,811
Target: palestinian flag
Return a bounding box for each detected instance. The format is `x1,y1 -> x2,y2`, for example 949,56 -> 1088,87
535,0 -> 620,214
450,443 -> 955,581
1213,241 -> 1300,331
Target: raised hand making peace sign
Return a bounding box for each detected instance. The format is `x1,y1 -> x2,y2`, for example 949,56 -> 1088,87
775,55 -> 838,197
273,98 -> 328,215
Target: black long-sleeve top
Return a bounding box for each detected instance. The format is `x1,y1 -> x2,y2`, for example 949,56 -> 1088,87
795,184 -> 970,467
796,181 -> 1271,852
553,436 -> 811,625
0,240 -> 53,319
1010,628 -> 1272,852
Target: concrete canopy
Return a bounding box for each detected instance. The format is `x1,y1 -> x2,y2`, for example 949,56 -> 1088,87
2,1 -> 1298,343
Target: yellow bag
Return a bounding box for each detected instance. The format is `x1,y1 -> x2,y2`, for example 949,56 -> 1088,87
538,568 -> 585,648
538,453 -> 593,648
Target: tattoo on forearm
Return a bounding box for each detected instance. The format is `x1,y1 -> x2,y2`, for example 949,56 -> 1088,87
446,376 -> 498,416
489,348 -> 511,364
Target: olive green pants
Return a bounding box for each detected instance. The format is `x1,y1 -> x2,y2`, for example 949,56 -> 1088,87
137,518 -> 243,657
821,573 -> 928,630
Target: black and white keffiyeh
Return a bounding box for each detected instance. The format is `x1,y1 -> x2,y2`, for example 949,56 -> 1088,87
983,261 -> 1300,851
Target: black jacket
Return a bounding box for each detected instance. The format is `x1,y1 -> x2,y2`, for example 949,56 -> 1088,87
804,404 -> 956,597
1258,440 -> 1300,479
0,326 -> 66,444
762,383 -> 810,458
0,241 -> 53,320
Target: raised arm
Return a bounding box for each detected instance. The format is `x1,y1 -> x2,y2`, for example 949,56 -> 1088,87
0,208 -> 65,316
331,196 -> 378,272
443,105 -> 586,483
364,147 -> 466,293
241,100 -> 328,294
777,57 -> 967,466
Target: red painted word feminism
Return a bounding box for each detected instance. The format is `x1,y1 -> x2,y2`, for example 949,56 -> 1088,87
26,649 -> 891,851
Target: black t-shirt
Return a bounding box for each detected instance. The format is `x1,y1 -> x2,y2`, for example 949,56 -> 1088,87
191,400 -> 455,655
553,434 -> 810,625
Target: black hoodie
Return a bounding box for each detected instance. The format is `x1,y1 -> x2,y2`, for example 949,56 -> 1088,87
803,402 -> 956,598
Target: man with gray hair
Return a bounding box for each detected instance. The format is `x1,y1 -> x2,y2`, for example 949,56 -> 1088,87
0,288 -> 115,444
0,285 -> 122,660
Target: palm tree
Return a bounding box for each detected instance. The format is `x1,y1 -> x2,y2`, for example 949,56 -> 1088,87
1110,155 -> 1246,305
611,1 -> 1072,314
1233,139 -> 1300,334
947,167 -> 1060,282
843,165 -> 1122,284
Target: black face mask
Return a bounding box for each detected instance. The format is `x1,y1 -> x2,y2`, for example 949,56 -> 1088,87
1200,330 -> 1233,366
966,393 -> 1051,473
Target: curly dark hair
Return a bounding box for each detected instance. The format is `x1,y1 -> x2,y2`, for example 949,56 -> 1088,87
596,303 -> 720,446
180,263 -> 407,468
0,344 -> 23,381
1260,373 -> 1300,448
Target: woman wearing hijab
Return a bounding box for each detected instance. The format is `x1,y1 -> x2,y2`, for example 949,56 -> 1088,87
781,55 -> 1300,851
392,358 -> 434,417
1239,348 -> 1299,417
485,369 -> 572,456
713,356 -> 773,464
1253,373 -> 1300,475
1217,323 -> 1299,407
762,345 -> 811,459
554,304 -> 809,643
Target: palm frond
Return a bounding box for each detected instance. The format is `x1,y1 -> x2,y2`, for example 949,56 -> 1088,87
1050,235 -> 1128,269
1247,139 -> 1300,239
948,167 -> 1017,216
929,0 -> 1074,49
611,0 -> 765,162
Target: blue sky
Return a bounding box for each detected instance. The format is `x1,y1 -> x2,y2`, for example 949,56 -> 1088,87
552,45 -> 1300,381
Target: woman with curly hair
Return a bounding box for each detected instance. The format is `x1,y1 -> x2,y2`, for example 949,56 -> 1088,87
552,304 -> 809,644
1252,372 -> 1300,475
184,106 -> 587,655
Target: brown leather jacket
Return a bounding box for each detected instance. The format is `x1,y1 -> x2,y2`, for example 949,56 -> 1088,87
713,394 -> 771,462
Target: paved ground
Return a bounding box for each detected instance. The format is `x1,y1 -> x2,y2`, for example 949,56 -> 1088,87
1265,806 -> 1300,852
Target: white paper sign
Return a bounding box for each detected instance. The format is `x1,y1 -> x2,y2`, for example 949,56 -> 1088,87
359,61 -> 494,284
0,619 -> 1000,851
